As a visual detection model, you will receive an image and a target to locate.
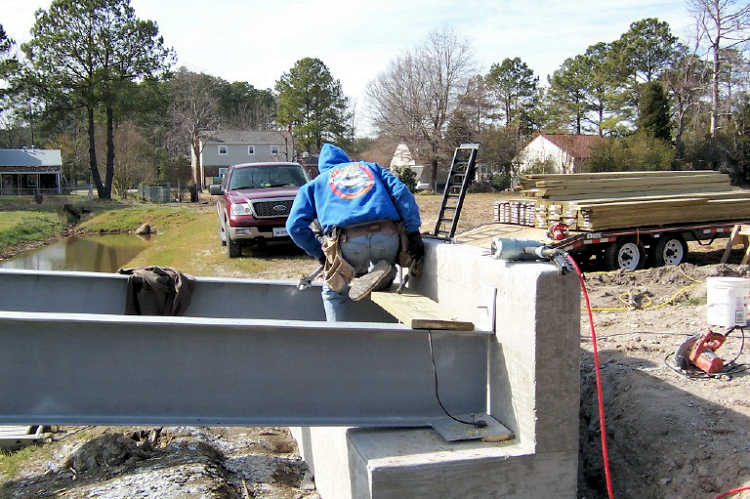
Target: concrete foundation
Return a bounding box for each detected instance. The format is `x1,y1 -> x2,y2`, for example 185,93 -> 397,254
292,238 -> 581,498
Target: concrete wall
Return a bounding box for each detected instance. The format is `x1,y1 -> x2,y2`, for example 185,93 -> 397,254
293,238 -> 581,498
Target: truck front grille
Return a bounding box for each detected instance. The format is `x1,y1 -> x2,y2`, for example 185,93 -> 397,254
251,199 -> 294,218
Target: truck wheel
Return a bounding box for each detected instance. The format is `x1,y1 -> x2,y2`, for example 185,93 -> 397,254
226,232 -> 241,258
653,235 -> 687,267
605,240 -> 645,271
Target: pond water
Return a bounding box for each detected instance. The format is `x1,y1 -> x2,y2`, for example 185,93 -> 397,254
0,234 -> 151,272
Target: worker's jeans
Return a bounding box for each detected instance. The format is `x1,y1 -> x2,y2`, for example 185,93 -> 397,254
322,231 -> 399,321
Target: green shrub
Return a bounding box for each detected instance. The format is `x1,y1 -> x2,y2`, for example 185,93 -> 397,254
524,158 -> 557,175
584,133 -> 675,172
491,173 -> 512,190
391,165 -> 417,192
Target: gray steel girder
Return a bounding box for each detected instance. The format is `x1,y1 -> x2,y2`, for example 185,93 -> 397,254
0,311 -> 489,427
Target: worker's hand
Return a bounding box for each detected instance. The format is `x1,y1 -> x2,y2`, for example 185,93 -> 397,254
406,232 -> 424,262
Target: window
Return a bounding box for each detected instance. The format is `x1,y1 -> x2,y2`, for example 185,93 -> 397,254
229,165 -> 308,190
271,145 -> 279,155
218,168 -> 228,179
218,145 -> 228,155
248,145 -> 255,156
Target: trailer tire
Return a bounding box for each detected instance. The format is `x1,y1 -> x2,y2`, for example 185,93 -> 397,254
653,235 -> 687,267
605,240 -> 645,271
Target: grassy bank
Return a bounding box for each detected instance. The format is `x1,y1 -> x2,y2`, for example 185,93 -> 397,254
0,196 -> 94,255
0,211 -> 61,249
78,204 -> 197,233
0,196 -> 186,257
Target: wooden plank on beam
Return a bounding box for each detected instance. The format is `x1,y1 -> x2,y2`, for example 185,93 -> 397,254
370,289 -> 475,331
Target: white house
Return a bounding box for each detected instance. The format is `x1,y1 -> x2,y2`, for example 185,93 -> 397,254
0,148 -> 63,195
389,143 -> 425,186
192,130 -> 292,188
513,134 -> 606,176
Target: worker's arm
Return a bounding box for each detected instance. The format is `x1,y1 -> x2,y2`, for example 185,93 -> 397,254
286,184 -> 324,260
371,164 -> 421,233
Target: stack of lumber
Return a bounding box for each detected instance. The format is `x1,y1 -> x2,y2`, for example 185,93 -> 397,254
494,171 -> 750,231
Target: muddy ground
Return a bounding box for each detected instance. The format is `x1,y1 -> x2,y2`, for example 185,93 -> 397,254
1,426 -> 317,498
2,204 -> 750,497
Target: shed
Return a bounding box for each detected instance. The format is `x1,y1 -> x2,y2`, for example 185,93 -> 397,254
0,149 -> 63,195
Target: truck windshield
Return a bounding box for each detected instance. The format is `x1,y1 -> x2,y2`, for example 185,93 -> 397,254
229,165 -> 307,190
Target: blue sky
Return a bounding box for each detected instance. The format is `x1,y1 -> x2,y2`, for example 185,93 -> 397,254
4,0 -> 696,134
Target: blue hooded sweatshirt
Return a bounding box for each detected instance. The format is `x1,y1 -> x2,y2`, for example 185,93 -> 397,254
286,143 -> 421,260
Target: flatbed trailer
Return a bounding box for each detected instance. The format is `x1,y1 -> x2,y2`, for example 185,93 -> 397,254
546,219 -> 747,270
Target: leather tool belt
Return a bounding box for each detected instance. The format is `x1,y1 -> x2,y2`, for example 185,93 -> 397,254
340,219 -> 398,240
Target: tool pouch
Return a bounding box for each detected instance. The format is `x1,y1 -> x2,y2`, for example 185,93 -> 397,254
322,229 -> 356,293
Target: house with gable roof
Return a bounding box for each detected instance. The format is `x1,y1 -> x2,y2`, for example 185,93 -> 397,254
192,130 -> 292,189
389,143 -> 426,188
513,134 -> 607,176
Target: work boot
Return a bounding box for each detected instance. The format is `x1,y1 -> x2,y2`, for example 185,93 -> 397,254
348,260 -> 393,302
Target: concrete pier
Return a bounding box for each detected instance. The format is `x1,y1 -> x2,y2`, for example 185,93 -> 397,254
292,238 -> 581,498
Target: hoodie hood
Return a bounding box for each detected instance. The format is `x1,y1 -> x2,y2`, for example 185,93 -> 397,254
318,143 -> 351,172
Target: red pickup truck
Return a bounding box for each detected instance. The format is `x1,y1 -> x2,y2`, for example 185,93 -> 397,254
209,162 -> 309,257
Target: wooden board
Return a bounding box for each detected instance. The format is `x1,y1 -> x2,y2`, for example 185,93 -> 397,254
370,288 -> 475,331
502,171 -> 750,232
521,171 -> 727,180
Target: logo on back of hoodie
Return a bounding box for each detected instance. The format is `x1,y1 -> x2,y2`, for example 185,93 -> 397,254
328,163 -> 375,199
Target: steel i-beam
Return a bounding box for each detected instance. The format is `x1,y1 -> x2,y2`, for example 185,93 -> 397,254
0,311 -> 490,429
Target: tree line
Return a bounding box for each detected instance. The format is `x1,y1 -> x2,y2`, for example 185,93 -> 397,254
368,2 -> 750,189
0,0 -> 749,199
0,0 -> 352,199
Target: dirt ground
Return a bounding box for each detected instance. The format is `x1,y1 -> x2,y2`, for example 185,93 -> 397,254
576,255 -> 750,498
0,426 -> 317,498
2,192 -> 750,498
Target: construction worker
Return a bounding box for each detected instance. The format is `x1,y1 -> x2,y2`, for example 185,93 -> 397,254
286,143 -> 424,321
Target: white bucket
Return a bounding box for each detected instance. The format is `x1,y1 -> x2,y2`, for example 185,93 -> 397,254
706,277 -> 750,327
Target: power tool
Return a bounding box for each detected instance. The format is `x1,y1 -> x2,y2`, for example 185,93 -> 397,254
490,237 -> 573,275
673,330 -> 727,374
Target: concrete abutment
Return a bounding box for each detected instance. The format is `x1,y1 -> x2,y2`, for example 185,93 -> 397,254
292,239 -> 581,498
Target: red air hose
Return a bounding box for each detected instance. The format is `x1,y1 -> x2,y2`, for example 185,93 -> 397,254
716,487 -> 750,498
567,254 -> 615,499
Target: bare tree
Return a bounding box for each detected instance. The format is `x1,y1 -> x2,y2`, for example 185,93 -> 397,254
367,28 -> 473,190
169,68 -> 221,190
113,121 -> 151,198
688,0 -> 750,137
